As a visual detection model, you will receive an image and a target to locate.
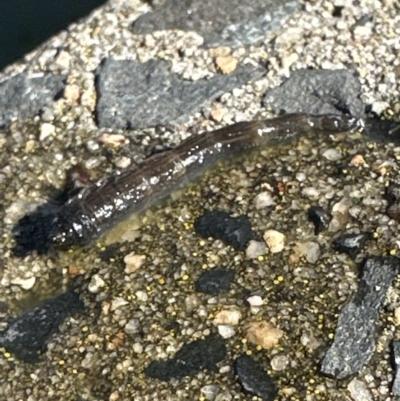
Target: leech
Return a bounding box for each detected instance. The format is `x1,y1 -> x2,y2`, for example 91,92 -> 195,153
50,113 -> 361,250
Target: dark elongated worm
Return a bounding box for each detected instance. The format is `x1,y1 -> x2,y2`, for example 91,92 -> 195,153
50,113 -> 361,249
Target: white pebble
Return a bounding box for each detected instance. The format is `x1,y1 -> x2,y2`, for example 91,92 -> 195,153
271,354 -> 290,371
88,274 -> 105,293
11,276 -> 36,290
247,295 -> 263,307
254,191 -> 275,209
111,297 -> 129,311
347,378 -> 373,401
135,290 -> 148,302
132,342 -> 143,354
218,325 -> 236,339
246,240 -> 267,258
39,123 -> 55,141
125,319 -> 140,334
322,148 -> 342,161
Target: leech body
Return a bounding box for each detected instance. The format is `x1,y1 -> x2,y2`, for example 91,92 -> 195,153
50,113 -> 361,249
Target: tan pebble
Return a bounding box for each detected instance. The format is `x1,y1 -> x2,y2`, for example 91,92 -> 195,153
109,391 -> 120,401
215,56 -> 238,74
209,46 -> 231,57
55,50 -> 71,69
349,154 -> 366,167
102,301 -> 111,315
98,133 -> 127,148
210,107 -> 226,122
213,308 -> 242,326
25,139 -> 36,153
394,307 -> 400,325
64,84 -> 80,103
124,253 -> 146,274
115,156 -> 131,169
263,230 -> 285,253
245,321 -> 284,349
68,265 -> 85,277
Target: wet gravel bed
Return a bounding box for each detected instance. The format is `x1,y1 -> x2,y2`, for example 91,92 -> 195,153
0,0 -> 400,400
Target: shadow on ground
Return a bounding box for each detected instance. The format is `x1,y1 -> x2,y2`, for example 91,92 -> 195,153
0,0 -> 107,71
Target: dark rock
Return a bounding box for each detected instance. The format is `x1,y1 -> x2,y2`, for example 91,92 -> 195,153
195,268 -> 235,295
364,115 -> 400,144
235,354 -> 278,401
385,182 -> 400,221
307,205 -> 331,235
95,58 -> 265,129
131,0 -> 299,49
194,210 -> 255,251
0,291 -> 84,363
392,340 -> 400,396
332,232 -> 372,258
321,256 -> 400,379
262,69 -> 364,120
0,73 -> 65,128
144,334 -> 226,380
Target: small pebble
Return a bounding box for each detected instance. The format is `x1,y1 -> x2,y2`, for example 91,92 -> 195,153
347,378 -> 373,401
246,295 -> 263,307
39,123 -> 55,141
263,230 -> 285,253
218,324 -> 236,339
111,297 -> 129,311
270,355 -> 289,371
88,274 -> 105,293
98,133 -> 127,148
213,308 -> 242,326
215,56 -> 238,74
125,319 -> 140,334
246,240 -> 267,259
201,384 -> 220,401
245,321 -> 283,349
124,253 -> 146,274
322,148 -> 342,161
349,154 -> 366,167
254,191 -> 275,209
11,276 -> 36,290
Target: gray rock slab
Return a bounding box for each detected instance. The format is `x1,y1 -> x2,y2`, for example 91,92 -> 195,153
263,69 -> 365,119
0,73 -> 65,128
131,0 -> 299,48
392,341 -> 400,396
321,256 -> 400,379
95,58 -> 265,129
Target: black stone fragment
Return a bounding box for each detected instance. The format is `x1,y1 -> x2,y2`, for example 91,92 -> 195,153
364,115 -> 400,144
132,0 -> 299,49
195,268 -> 235,295
385,182 -> 400,222
0,291 -> 84,363
235,354 -> 278,401
332,232 -> 372,259
95,58 -> 265,129
194,210 -> 256,251
307,205 -> 331,235
391,340 -> 400,396
262,69 -> 364,120
144,334 -> 226,380
0,73 -> 65,128
321,256 -> 400,379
